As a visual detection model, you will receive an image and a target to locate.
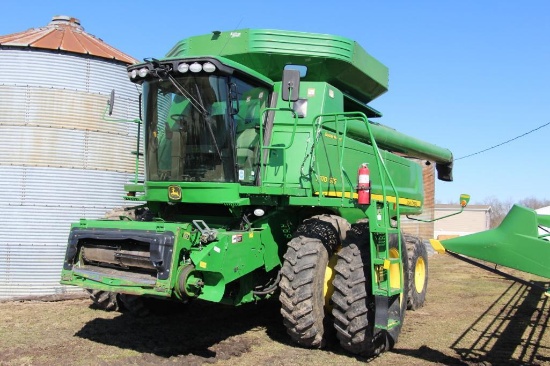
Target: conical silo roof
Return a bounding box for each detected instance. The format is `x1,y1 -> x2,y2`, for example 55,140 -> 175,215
0,15 -> 137,64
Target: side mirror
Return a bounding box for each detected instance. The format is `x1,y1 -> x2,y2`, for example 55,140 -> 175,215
108,89 -> 115,116
407,193 -> 471,223
282,69 -> 300,102
460,194 -> 471,208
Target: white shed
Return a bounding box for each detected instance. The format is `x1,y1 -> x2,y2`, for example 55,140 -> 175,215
433,204 -> 491,239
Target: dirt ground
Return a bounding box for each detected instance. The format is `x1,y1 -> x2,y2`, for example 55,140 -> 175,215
0,254 -> 548,366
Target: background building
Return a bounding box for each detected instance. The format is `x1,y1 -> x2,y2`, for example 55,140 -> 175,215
0,16 -> 139,299
433,204 -> 491,239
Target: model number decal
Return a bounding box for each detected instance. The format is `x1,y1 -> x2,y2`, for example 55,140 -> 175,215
324,132 -> 342,141
319,175 -> 338,184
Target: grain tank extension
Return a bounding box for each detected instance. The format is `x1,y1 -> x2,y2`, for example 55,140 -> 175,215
61,29 -> 454,357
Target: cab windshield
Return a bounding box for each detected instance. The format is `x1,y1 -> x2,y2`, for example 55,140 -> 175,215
144,74 -> 268,184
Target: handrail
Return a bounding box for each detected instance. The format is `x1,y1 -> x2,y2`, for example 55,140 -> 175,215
102,104 -> 142,184
312,113 -> 353,205
311,112 -> 402,215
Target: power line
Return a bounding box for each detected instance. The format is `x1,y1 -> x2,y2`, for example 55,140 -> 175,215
455,121 -> 550,161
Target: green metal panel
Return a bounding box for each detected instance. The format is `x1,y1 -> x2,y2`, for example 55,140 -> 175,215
440,205 -> 550,279
72,217 -> 188,232
166,29 -> 388,103
60,269 -> 173,297
143,182 -> 247,204
188,232 -> 267,303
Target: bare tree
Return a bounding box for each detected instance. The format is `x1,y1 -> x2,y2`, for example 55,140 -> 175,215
480,196 -> 513,228
517,197 -> 550,210
480,196 -> 550,228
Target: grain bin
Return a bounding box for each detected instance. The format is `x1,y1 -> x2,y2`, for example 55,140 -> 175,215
0,16 -> 140,299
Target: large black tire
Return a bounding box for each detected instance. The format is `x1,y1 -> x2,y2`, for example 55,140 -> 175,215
86,289 -> 119,311
405,235 -> 428,310
119,294 -> 151,317
332,224 -> 379,356
279,236 -> 330,348
332,223 -> 409,357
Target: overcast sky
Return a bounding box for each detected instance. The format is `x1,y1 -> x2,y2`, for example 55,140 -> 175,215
2,1 -> 549,204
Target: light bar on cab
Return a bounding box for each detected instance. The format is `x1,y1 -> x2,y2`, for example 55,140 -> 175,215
127,60 -> 218,81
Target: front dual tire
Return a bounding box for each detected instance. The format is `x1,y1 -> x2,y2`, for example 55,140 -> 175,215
280,221 -> 413,358
279,236 -> 331,348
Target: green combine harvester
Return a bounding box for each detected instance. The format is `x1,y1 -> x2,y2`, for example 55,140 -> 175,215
61,29 -> 455,356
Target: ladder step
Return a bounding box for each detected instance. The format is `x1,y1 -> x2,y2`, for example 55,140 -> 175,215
372,257 -> 401,265
370,227 -> 399,234
374,285 -> 403,297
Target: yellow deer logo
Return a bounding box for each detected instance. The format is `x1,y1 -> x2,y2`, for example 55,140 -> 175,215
168,185 -> 182,201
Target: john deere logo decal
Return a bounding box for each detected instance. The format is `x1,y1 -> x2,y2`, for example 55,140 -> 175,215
168,185 -> 182,201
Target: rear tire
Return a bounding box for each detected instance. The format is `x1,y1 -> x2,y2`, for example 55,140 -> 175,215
86,289 -> 119,311
279,236 -> 330,348
405,235 -> 428,310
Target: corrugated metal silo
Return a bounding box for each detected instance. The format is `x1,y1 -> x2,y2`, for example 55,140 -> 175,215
0,16 -> 141,299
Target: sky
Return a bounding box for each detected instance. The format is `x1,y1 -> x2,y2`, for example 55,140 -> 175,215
2,1 -> 549,204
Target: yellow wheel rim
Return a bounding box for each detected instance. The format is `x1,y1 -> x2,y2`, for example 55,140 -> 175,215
389,248 -> 401,290
389,247 -> 404,306
324,253 -> 338,310
414,256 -> 426,293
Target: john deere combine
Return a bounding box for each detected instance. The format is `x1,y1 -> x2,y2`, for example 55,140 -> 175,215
61,29 -> 454,356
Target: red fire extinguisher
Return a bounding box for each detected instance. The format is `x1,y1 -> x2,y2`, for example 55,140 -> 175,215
357,163 -> 370,205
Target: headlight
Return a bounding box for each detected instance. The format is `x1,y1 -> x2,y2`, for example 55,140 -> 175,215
189,62 -> 202,73
203,62 -> 216,73
177,63 -> 189,73
138,68 -> 149,77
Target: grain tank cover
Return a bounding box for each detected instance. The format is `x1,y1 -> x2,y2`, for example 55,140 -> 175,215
166,29 -> 389,104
